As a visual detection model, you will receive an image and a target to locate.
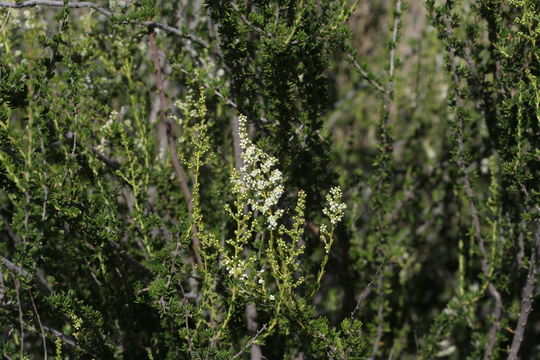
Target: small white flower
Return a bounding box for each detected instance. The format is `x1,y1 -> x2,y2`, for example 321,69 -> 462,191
258,278 -> 264,285
232,114 -> 285,223
323,187 -> 347,225
269,295 -> 275,301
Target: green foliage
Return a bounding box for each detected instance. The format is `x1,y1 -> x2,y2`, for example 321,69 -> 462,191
0,0 -> 539,359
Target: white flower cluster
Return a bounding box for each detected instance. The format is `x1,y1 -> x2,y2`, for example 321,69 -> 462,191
174,90 -> 207,120
323,187 -> 347,225
233,115 -> 285,230
222,258 -> 248,280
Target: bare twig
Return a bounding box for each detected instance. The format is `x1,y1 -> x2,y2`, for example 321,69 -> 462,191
0,255 -> 31,278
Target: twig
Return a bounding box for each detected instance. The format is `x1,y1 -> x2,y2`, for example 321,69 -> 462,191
184,309 -> 196,358
91,147 -> 121,170
29,289 -> 48,360
351,260 -> 386,318
348,54 -> 385,93
507,185 -> 540,360
381,0 -> 402,152
0,255 -> 31,278
231,323 -> 268,360
41,323 -> 99,356
230,1 -> 265,35
41,324 -> 76,347
507,227 -> 540,360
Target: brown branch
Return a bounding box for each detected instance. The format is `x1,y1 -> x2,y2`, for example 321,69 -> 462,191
0,255 -> 31,278
507,210 -> 540,360
147,28 -> 203,267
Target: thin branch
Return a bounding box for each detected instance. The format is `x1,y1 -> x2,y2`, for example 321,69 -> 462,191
347,54 -> 385,93
231,323 -> 268,360
507,185 -> 540,360
381,0 -> 402,152
507,228 -> 540,360
0,255 -> 31,278
351,260 -> 386,318
230,1 -> 265,35
29,289 -> 48,360
41,323 -> 98,356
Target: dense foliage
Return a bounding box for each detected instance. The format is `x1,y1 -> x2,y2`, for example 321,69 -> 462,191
0,0 -> 539,359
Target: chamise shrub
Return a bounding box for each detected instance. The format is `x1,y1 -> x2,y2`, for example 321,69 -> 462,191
0,0 -> 539,359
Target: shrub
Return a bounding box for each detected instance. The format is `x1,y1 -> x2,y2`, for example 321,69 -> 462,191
0,0 -> 538,359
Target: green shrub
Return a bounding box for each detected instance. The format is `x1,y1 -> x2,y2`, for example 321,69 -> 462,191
0,0 -> 538,359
